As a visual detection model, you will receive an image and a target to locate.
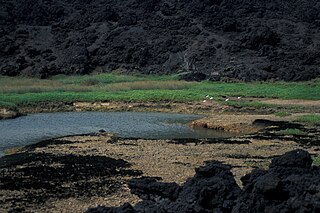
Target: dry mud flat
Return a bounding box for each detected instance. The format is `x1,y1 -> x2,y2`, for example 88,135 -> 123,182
0,114 -> 320,212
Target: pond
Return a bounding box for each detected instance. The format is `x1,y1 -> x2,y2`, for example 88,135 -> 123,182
0,112 -> 238,156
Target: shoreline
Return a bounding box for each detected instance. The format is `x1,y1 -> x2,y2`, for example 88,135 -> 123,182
2,94 -> 320,120
1,128 -> 319,212
1,100 -> 320,212
1,100 -> 225,118
1,99 -> 319,154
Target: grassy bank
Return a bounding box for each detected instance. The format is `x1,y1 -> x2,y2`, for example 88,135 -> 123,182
297,114 -> 320,125
0,74 -> 319,108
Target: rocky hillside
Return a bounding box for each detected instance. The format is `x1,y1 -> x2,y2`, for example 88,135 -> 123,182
1,0 -> 320,80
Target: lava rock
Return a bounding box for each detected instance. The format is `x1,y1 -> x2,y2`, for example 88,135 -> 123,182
179,72 -> 207,82
86,203 -> 135,213
269,149 -> 313,169
88,149 -> 320,212
128,177 -> 181,201
0,0 -> 320,81
233,150 -> 320,212
0,150 -> 142,212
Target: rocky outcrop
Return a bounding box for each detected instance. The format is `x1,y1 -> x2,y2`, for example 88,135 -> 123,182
0,107 -> 21,119
86,149 -> 320,212
1,0 -> 320,81
233,150 -> 320,212
0,148 -> 142,212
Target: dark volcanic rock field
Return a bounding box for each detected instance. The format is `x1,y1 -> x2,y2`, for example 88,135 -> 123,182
86,150 -> 320,213
1,0 -> 320,81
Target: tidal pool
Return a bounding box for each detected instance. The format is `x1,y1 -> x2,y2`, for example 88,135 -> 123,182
0,111 -> 237,156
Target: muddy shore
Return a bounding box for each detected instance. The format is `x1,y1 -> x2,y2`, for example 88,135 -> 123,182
2,97 -> 320,120
0,99 -> 320,212
1,100 -> 229,120
1,111 -> 320,212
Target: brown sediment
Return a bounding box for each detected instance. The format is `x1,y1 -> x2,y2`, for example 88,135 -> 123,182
1,129 -> 319,212
189,114 -> 290,133
6,97 -> 320,120
261,99 -> 320,107
1,99 -> 320,212
14,101 -> 224,116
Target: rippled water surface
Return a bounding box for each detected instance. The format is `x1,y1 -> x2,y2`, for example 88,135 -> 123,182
0,112 -> 237,156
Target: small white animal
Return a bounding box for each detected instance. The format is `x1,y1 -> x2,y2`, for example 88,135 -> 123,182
225,98 -> 229,101
203,100 -> 207,103
210,97 -> 213,100
237,96 -> 241,99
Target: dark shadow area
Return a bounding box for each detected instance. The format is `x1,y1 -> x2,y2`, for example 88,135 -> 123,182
251,119 -> 320,146
24,134 -> 98,150
253,119 -> 304,129
0,152 -> 142,212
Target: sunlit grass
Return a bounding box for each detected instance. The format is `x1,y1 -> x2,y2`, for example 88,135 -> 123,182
274,111 -> 292,117
97,81 -> 191,91
0,74 -> 184,93
192,80 -> 320,100
0,74 -> 319,108
0,90 -> 202,107
296,114 -> 320,125
0,101 -> 17,108
276,128 -> 307,135
0,77 -> 63,93
52,73 -> 178,84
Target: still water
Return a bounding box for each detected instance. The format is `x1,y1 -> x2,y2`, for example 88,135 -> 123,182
0,112 -> 236,156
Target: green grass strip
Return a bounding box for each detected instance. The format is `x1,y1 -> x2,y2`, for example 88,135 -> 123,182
276,128 -> 307,135
296,114 -> 320,125
0,74 -> 319,108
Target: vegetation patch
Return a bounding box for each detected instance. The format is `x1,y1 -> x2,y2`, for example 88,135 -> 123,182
274,111 -> 292,117
0,74 -> 319,108
192,80 -> 320,100
296,114 -> 320,125
312,156 -> 320,166
0,101 -> 17,108
244,159 -> 270,168
276,128 -> 307,136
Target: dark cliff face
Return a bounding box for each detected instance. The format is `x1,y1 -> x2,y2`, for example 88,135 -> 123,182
1,0 -> 320,80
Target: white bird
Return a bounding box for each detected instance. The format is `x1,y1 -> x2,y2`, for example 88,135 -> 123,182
203,100 -> 207,103
237,96 -> 241,99
209,97 -> 213,100
205,95 -> 209,98
225,98 -> 229,102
